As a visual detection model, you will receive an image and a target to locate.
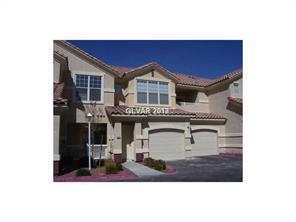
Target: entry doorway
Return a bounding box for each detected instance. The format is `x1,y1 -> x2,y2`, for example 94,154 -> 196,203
122,123 -> 134,161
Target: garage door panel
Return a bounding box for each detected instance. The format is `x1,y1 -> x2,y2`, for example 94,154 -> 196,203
190,130 -> 218,157
149,129 -> 184,160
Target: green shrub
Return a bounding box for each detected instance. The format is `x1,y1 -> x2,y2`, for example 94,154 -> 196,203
106,165 -> 118,174
75,168 -> 91,176
105,159 -> 123,174
144,157 -> 154,166
116,163 -> 123,171
143,158 -> 166,171
152,160 -> 165,171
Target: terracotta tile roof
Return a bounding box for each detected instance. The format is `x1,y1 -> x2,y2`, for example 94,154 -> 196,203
110,62 -> 180,81
126,62 -> 168,74
228,97 -> 243,105
110,65 -> 242,88
192,112 -> 226,119
173,69 -> 242,87
109,65 -> 133,77
123,62 -> 157,75
110,64 -> 212,86
171,72 -> 213,87
105,105 -> 225,120
54,82 -> 67,104
208,69 -> 242,86
57,41 -> 242,88
105,105 -> 193,116
55,41 -> 121,77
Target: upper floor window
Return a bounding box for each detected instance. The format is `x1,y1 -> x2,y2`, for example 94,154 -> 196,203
137,79 -> 169,105
233,82 -> 240,94
76,74 -> 102,102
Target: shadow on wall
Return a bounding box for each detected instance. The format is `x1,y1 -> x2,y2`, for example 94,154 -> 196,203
61,70 -> 85,119
226,103 -> 242,115
59,69 -> 87,173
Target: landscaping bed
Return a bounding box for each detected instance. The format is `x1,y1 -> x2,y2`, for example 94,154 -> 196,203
143,157 -> 176,174
219,153 -> 242,159
54,159 -> 137,182
162,165 -> 177,174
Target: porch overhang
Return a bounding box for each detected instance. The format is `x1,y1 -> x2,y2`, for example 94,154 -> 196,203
105,105 -> 226,122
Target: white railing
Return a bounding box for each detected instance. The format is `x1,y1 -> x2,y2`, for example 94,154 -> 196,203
88,144 -> 108,160
66,144 -> 108,160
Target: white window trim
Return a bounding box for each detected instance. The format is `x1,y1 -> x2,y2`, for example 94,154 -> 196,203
135,78 -> 171,106
230,80 -> 240,97
73,71 -> 104,104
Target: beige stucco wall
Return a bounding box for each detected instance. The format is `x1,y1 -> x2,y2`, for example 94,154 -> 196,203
54,43 -> 115,107
229,78 -> 243,98
54,42 -> 115,123
208,78 -> 243,149
53,115 -> 60,161
176,103 -> 209,112
54,60 -> 61,82
208,80 -> 242,134
124,70 -> 176,108
175,89 -> 210,112
113,122 -> 122,154
54,42 -> 116,149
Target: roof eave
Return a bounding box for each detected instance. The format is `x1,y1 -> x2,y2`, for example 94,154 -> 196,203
190,118 -> 226,123
206,74 -> 242,91
123,62 -> 179,82
176,83 -> 206,90
54,40 -> 121,77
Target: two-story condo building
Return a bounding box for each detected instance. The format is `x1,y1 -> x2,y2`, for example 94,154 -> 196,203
53,40 -> 243,175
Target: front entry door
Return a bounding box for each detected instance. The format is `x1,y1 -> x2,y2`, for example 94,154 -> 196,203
122,124 -> 134,161
126,142 -> 134,161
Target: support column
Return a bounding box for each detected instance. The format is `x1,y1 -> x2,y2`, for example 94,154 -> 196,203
142,125 -> 149,159
106,123 -> 113,159
184,122 -> 192,158
113,122 -> 122,163
134,122 -> 143,162
53,115 -> 61,175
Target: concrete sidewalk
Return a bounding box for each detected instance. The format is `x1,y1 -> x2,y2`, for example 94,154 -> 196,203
122,161 -> 164,177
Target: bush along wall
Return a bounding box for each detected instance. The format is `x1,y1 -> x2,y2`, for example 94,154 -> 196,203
143,158 -> 166,171
75,168 -> 91,176
105,159 -> 123,174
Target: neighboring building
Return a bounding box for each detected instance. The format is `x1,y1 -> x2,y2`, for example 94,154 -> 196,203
53,40 -> 243,175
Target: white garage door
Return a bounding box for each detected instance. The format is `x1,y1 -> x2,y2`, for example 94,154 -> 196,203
190,130 -> 218,157
149,129 -> 184,160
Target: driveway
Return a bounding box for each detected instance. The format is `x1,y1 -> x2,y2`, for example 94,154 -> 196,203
122,155 -> 242,182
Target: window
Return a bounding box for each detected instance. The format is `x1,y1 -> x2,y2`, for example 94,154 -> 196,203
76,75 -> 88,100
233,82 -> 240,94
76,74 -> 102,101
148,81 -> 158,104
159,82 -> 169,104
137,80 -> 148,104
136,79 -> 169,105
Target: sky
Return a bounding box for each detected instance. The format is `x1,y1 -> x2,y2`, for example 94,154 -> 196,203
68,40 -> 242,79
